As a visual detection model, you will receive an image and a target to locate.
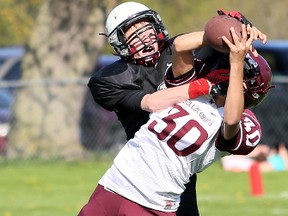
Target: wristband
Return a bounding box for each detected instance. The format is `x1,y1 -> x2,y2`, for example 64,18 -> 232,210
188,78 -> 212,99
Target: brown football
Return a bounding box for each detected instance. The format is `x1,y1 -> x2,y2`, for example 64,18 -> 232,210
204,15 -> 242,53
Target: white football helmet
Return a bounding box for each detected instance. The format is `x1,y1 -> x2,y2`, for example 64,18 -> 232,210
104,2 -> 169,66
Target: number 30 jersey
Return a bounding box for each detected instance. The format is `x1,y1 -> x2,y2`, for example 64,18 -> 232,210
99,96 -> 262,212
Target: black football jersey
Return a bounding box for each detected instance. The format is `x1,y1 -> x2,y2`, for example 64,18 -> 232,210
88,38 -> 175,140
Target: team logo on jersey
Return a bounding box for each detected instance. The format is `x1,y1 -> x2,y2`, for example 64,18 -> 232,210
157,81 -> 167,90
164,63 -> 172,74
164,200 -> 176,209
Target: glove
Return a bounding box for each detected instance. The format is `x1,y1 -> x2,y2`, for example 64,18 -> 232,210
188,78 -> 214,99
188,78 -> 230,99
217,9 -> 253,26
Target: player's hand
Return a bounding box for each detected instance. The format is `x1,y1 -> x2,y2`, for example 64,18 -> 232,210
250,26 -> 267,45
217,9 -> 267,45
245,25 -> 267,56
222,24 -> 255,64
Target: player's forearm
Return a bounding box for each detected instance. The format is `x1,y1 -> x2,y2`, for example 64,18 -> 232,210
172,31 -> 206,78
222,24 -> 252,140
141,84 -> 190,112
173,31 -> 206,52
223,62 -> 244,139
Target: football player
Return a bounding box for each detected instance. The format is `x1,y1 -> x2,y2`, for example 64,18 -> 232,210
88,3 -> 208,215
79,19 -> 273,216
87,2 -> 267,215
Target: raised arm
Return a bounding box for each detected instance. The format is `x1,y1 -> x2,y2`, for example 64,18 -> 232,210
222,24 -> 255,140
172,31 -> 206,78
141,31 -> 211,112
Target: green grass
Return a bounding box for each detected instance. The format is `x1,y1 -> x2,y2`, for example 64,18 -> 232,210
197,163 -> 288,216
0,157 -> 288,216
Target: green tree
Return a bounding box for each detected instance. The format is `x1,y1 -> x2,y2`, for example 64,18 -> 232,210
1,0 -> 287,47
7,0 -> 118,158
4,0 -> 288,159
0,0 -> 43,46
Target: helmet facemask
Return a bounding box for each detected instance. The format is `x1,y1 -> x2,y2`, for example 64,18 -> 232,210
106,10 -> 168,66
125,23 -> 161,66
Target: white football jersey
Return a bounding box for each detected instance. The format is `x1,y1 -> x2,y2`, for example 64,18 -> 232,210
99,96 -> 261,212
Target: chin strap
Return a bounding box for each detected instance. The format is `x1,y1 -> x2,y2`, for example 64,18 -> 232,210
133,51 -> 160,67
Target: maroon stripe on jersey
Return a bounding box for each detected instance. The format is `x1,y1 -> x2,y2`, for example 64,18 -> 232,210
165,67 -> 196,88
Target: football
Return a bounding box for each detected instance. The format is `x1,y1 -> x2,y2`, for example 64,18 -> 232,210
204,15 -> 242,53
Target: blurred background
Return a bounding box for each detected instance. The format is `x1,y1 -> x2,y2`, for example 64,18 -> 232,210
1,0 -> 287,159
1,1 -> 288,215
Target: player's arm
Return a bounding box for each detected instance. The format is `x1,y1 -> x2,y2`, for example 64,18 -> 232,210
216,109 -> 262,155
141,79 -> 214,112
214,27 -> 262,155
141,32 -> 213,112
171,31 -> 207,78
222,24 -> 266,141
222,24 -> 254,140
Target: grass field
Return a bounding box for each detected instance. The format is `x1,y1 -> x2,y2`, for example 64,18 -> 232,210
1,156 -> 288,216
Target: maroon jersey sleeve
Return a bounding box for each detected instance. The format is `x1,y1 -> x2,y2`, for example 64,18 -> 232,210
215,109 -> 262,155
164,66 -> 196,88
164,46 -> 226,88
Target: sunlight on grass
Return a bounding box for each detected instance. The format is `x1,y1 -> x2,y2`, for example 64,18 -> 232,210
0,158 -> 287,216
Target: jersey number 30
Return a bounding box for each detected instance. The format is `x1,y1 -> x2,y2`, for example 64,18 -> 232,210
148,104 -> 208,156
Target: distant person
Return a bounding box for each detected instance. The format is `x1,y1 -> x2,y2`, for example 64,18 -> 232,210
222,143 -> 288,172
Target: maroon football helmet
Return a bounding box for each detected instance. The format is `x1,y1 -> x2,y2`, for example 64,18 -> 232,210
243,51 -> 274,108
205,51 -> 274,108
